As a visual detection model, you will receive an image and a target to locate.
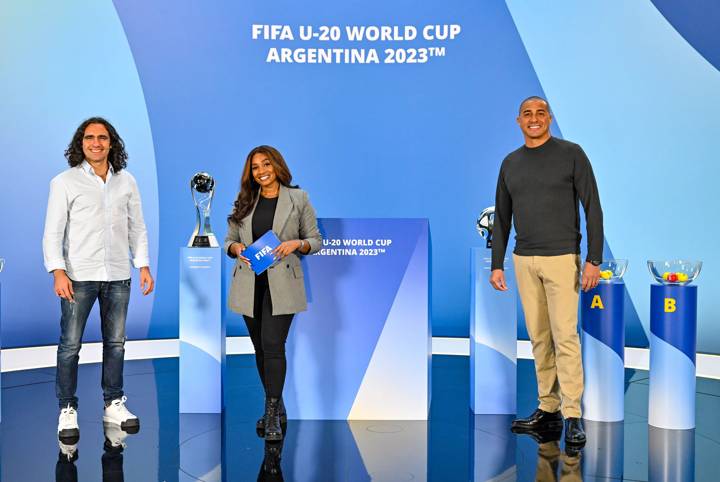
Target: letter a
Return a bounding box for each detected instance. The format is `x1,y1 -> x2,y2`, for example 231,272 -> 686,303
590,295 -> 604,310
664,298 -> 677,313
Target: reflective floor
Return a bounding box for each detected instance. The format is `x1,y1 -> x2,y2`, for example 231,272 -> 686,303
1,355 -> 719,481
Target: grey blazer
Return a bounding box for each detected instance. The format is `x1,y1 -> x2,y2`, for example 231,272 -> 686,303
224,185 -> 322,317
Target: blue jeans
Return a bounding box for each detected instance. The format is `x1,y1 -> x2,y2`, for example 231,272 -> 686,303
56,279 -> 130,409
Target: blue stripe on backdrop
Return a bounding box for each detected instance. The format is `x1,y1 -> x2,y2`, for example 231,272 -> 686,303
0,0 -> 159,347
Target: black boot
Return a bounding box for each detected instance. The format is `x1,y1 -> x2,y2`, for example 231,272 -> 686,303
511,409 -> 563,433
564,418 -> 586,446
264,398 -> 283,441
257,398 -> 287,436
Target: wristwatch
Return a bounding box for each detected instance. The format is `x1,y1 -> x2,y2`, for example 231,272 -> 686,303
589,260 -> 602,266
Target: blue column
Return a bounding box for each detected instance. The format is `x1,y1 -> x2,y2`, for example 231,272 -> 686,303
179,247 -> 225,413
648,284 -> 697,429
470,249 -> 516,414
581,282 -> 625,421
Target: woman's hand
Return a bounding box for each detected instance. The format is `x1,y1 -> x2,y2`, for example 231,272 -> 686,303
273,240 -> 303,259
231,242 -> 251,267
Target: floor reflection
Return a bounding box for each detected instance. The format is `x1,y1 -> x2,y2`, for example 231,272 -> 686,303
223,420 -> 428,481
471,414 -> 516,481
534,432 -> 581,482
258,439 -> 285,481
583,420 -> 623,481
649,426 -> 695,482
179,413 -> 221,481
1,356 -> 718,481
512,428 -> 582,482
55,422 -> 132,482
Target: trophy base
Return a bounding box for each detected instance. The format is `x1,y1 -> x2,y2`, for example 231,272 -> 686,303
188,234 -> 219,248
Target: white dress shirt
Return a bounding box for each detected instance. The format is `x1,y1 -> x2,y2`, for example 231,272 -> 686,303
43,161 -> 150,281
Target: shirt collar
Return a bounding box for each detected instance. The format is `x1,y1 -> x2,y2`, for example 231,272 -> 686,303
81,160 -> 114,177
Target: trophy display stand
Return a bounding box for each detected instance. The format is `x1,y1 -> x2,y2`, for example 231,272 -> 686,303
581,282 -> 625,422
470,207 -> 516,415
179,248 -> 224,413
648,283 -> 697,429
180,172 -> 224,413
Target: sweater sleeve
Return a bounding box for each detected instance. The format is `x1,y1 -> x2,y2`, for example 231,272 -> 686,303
573,145 -> 604,262
491,162 -> 512,270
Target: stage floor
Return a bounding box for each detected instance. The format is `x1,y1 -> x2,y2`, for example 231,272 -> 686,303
1,355 -> 718,481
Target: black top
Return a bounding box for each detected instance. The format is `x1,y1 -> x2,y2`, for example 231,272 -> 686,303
491,137 -> 604,270
252,195 -> 278,242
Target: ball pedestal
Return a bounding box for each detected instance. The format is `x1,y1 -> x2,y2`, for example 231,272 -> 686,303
648,284 -> 697,429
581,282 -> 625,422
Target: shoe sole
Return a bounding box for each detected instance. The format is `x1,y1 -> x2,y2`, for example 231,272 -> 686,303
58,429 -> 79,444
103,416 -> 140,434
256,415 -> 288,430
511,420 -> 563,433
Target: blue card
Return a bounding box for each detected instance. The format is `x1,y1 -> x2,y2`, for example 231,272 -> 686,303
243,230 -> 282,274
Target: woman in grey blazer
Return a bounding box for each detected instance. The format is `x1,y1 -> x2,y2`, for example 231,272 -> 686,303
225,145 -> 321,442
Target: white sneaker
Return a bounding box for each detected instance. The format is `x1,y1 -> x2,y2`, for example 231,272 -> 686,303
57,404 -> 79,442
103,396 -> 140,433
103,422 -> 129,449
58,439 -> 79,462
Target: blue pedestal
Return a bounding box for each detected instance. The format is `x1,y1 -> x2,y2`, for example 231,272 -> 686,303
179,247 -> 225,413
470,249 -> 516,414
581,282 -> 625,422
648,284 -> 697,429
583,421 -> 624,480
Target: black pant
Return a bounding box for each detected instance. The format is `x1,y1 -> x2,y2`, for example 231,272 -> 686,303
243,273 -> 294,399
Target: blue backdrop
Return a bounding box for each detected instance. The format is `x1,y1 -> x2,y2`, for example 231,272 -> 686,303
0,0 -> 717,354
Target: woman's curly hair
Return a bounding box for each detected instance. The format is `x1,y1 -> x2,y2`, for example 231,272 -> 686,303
64,117 -> 128,172
228,145 -> 297,225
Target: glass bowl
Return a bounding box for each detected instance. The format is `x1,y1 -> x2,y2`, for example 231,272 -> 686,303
647,260 -> 702,286
598,259 -> 628,282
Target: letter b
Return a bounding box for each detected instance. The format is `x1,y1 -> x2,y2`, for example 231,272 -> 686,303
664,298 -> 677,313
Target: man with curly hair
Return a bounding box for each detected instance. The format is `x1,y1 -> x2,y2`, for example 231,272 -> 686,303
43,117 -> 155,443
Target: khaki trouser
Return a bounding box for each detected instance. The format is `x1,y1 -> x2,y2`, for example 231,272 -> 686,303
513,254 -> 584,418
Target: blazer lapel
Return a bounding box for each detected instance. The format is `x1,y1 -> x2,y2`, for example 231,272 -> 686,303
272,184 -> 292,237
